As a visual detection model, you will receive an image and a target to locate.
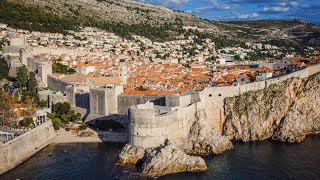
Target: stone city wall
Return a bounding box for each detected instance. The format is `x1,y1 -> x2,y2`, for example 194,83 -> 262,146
30,47 -> 89,57
198,63 -> 320,134
0,120 -> 56,175
117,93 -> 198,116
89,86 -> 123,117
129,102 -> 197,148
128,64 -> 320,148
118,95 -> 169,115
47,75 -> 77,92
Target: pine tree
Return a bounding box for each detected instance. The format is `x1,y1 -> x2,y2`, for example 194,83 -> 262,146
16,65 -> 28,89
28,72 -> 37,92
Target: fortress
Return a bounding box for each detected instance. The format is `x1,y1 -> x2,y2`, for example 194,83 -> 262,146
3,36 -> 320,149
128,63 -> 320,148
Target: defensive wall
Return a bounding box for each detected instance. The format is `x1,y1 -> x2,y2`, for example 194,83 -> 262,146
198,63 -> 320,133
89,85 -> 124,117
0,120 -> 56,175
27,57 -> 52,86
129,63 -> 320,148
30,47 -> 89,57
47,74 -> 77,92
129,102 -> 197,148
118,91 -> 200,116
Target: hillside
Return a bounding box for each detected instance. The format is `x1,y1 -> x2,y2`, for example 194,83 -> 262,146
1,0 -> 320,51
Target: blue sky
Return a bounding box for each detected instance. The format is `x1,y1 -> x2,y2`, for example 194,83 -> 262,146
134,0 -> 320,25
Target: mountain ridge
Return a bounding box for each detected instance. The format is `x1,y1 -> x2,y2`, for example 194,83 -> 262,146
1,0 -> 320,52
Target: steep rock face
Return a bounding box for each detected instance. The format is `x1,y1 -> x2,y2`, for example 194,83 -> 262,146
117,144 -> 145,166
141,140 -> 207,177
272,74 -> 320,142
185,109 -> 233,155
223,73 -> 320,143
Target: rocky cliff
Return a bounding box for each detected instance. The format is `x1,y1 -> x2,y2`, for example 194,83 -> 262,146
223,73 -> 320,143
185,109 -> 233,155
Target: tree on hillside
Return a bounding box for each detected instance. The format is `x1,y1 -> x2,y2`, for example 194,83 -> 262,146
27,71 -> 37,92
16,65 -> 28,89
0,90 -> 15,127
0,57 -> 9,80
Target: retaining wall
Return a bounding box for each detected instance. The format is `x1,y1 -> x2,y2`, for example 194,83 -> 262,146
0,120 -> 56,175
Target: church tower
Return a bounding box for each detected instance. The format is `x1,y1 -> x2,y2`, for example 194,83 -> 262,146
119,59 -> 128,85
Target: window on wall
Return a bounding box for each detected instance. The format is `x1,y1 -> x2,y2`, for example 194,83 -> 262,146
218,94 -> 222,96
209,94 -> 212,97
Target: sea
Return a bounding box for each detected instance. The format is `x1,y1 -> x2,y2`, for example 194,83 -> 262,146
1,136 -> 320,180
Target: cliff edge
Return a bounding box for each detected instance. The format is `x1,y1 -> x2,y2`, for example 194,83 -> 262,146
223,73 -> 320,143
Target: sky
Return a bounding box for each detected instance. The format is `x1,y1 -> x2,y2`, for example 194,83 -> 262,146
134,0 -> 320,25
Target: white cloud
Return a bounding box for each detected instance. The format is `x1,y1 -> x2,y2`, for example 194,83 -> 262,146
194,0 -> 237,14
135,0 -> 189,8
262,6 -> 290,13
221,12 -> 260,20
238,12 -> 260,19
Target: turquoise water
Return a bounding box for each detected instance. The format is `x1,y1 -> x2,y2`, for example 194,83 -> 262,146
1,136 -> 320,180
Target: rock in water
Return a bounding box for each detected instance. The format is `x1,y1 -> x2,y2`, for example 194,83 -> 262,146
272,74 -> 320,143
117,144 -> 146,166
185,109 -> 233,155
141,140 -> 207,177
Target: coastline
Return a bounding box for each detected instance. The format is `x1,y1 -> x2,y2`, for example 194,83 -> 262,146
52,129 -> 128,144
51,134 -> 104,144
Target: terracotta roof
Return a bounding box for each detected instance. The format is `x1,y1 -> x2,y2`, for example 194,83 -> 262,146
85,76 -> 122,86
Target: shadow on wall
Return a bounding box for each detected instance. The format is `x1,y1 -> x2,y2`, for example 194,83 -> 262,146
85,114 -> 129,143
86,114 -> 129,131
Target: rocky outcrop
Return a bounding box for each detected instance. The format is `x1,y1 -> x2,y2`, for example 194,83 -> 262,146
185,109 -> 233,155
118,140 -> 207,177
141,140 -> 207,177
223,73 -> 320,143
117,144 -> 145,166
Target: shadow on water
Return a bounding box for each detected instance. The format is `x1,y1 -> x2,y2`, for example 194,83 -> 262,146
1,136 -> 320,180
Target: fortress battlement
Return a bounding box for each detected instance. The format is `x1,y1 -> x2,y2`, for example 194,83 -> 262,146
129,63 -> 320,148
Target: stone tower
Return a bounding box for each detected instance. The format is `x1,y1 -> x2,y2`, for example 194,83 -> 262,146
119,59 -> 128,85
19,48 -> 29,66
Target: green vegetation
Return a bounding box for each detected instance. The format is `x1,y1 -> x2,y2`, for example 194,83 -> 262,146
0,57 -> 9,80
12,65 -> 40,107
0,0 -> 183,41
0,0 -> 80,33
20,117 -> 33,127
27,72 -> 37,92
205,56 -> 216,63
225,20 -> 304,29
95,119 -> 125,131
51,102 -> 81,123
78,124 -> 87,131
48,102 -> 82,130
266,39 -> 305,55
138,86 -> 147,91
53,122 -> 60,130
15,65 -> 28,89
185,29 -> 246,49
39,100 -> 48,108
52,62 -> 76,75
